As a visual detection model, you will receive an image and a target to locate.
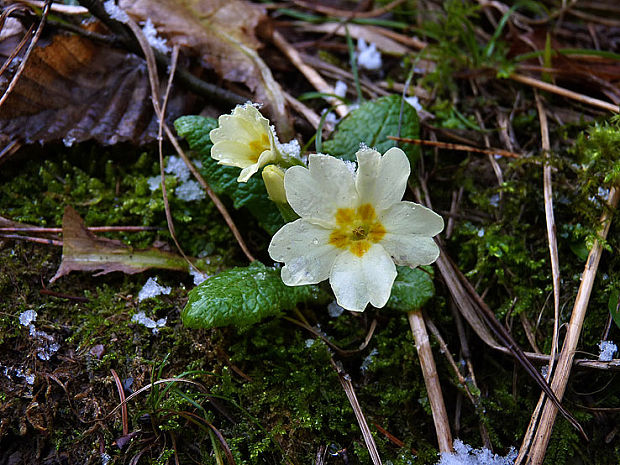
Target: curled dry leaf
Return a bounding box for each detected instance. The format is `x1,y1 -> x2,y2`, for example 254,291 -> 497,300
0,22 -> 189,146
119,0 -> 293,138
50,206 -> 191,283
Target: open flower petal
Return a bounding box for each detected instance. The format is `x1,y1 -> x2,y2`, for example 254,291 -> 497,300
380,201 -> 444,236
285,154 -> 358,224
356,147 -> 410,211
330,244 -> 396,311
238,150 -> 275,182
380,234 -> 440,267
269,219 -> 339,285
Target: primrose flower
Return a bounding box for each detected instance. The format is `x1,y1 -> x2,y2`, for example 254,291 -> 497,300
268,147 -> 444,312
209,103 -> 277,182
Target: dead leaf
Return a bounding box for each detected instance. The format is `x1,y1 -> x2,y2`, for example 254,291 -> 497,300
119,0 -> 293,138
0,23 -> 189,146
50,206 -> 190,282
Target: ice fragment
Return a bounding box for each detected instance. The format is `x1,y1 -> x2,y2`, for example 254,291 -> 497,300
142,18 -> 170,54
598,340 -> 617,362
138,277 -> 171,301
328,301 -> 345,318
357,38 -> 382,70
132,311 -> 167,334
175,180 -> 205,201
19,310 -> 37,326
437,439 -> 516,465
334,80 -> 348,98
103,0 -> 129,23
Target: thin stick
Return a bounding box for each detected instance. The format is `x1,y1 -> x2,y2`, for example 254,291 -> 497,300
0,0 -> 52,109
16,0 -> 89,15
408,310 -> 453,453
0,226 -> 159,233
0,234 -> 62,246
272,30 -> 348,118
510,73 -> 620,113
110,369 -> 129,437
524,186 -> 620,464
388,136 -> 521,158
293,0 -> 406,19
331,359 -> 383,465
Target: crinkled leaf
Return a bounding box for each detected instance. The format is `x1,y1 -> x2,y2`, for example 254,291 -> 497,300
323,95 -> 420,163
182,261 -> 323,328
174,115 -> 283,234
609,288 -> 620,330
386,266 -> 435,311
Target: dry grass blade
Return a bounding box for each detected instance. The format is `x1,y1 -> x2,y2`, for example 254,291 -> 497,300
408,310 -> 453,452
110,369 -> 129,437
510,73 -> 620,113
523,186 -> 620,464
331,359 -> 382,465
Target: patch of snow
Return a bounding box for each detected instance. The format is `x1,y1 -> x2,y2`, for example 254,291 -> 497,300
540,365 -> 548,379
132,311 -> 167,334
165,156 -> 191,182
277,139 -> 301,159
305,339 -> 315,348
101,453 -> 112,465
357,38 -> 382,70
175,180 -> 205,201
19,310 -> 37,326
489,194 -> 500,208
320,108 -> 338,125
138,277 -> 171,302
15,368 -> 35,385
103,0 -> 129,23
328,301 -> 345,318
598,340 -> 617,362
436,439 -> 517,465
142,18 -> 170,54
147,175 -> 162,191
190,268 -> 209,286
334,80 -> 347,98
361,348 -> 379,374
63,135 -> 76,147
343,161 -> 357,176
37,342 -> 60,361
477,228 -> 485,237
405,96 -> 423,112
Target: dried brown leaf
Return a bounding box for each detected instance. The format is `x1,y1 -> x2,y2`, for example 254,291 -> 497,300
119,0 -> 292,137
0,23 -> 188,146
50,206 -> 190,283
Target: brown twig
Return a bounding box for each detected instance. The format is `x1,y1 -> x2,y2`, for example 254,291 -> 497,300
388,136 -> 521,158
273,30 -> 349,118
408,310 -> 453,453
293,0 -> 406,19
522,186 -> 619,464
0,0 -> 51,109
110,369 -> 129,437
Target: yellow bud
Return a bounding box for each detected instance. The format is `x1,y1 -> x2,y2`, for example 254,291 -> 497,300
262,165 -> 287,204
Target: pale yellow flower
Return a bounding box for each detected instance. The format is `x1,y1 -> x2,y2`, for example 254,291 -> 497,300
209,103 -> 277,182
268,147 -> 444,312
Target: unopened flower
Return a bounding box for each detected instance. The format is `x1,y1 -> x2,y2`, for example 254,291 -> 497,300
210,103 -> 277,182
268,147 -> 444,311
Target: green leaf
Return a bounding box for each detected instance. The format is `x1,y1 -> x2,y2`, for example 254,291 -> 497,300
182,261 -> 323,329
322,95 -> 420,163
174,115 -> 284,235
386,266 -> 435,311
609,288 -> 620,330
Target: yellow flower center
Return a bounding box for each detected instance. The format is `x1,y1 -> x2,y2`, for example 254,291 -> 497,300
248,133 -> 270,163
329,203 -> 386,257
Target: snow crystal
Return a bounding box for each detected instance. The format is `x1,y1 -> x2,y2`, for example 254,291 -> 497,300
103,0 -> 129,23
142,18 -> 170,54
175,180 -> 205,201
305,339 -> 315,348
598,340 -> 617,362
37,342 -> 60,361
132,311 -> 167,334
19,310 -> 37,326
147,175 -> 162,191
361,348 -> 379,374
15,368 -> 35,385
405,96 -> 423,112
477,228 -> 485,237
101,453 -> 112,465
540,365 -> 548,379
489,194 -> 500,208
277,139 -> 301,159
334,80 -> 348,98
63,135 -> 76,147
328,301 -> 345,318
138,277 -> 171,302
357,38 -> 382,70
320,108 -> 338,125
165,156 -> 191,182
343,160 -> 357,176
436,439 -> 517,465
190,268 -> 209,285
